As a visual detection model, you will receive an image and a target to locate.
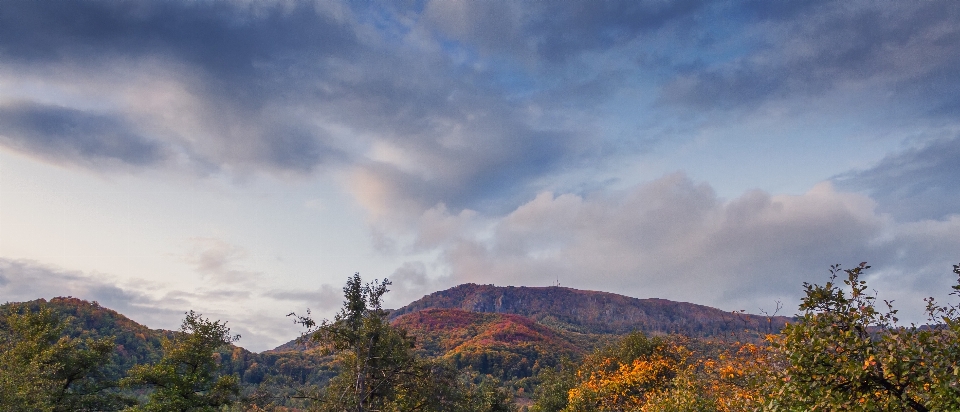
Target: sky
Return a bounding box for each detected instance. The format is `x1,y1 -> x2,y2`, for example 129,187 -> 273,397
1,0 -> 959,352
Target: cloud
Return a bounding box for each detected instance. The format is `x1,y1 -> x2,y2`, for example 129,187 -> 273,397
420,0 -> 708,63
0,1 -> 359,76
0,0 -> 596,214
659,1 -> 960,111
383,261 -> 443,309
0,1 -> 358,175
262,284 -> 342,312
462,176 -> 880,299
0,101 -> 166,169
383,173 -> 958,320
834,135 -> 960,221
4,0 -> 954,219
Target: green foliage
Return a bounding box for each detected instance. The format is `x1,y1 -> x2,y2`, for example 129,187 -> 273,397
528,358 -> 576,412
372,359 -> 515,412
0,304 -> 133,411
770,262 -> 960,412
122,311 -> 241,411
461,375 -> 517,412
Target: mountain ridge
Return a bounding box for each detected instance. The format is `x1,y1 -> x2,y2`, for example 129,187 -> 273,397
390,283 -> 791,338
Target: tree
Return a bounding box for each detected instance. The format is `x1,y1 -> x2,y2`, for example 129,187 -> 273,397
292,274 -> 417,412
291,273 -> 518,412
770,262 -> 960,411
529,358 -> 576,412
0,304 -> 132,411
121,310 -> 241,411
645,339 -> 776,412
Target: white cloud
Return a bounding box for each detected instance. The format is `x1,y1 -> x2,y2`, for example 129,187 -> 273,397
382,174 -> 957,321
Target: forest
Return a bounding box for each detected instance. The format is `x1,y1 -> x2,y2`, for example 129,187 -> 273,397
2,262 -> 960,411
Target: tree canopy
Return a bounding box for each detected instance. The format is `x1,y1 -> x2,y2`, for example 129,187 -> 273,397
121,311 -> 241,411
0,304 -> 133,411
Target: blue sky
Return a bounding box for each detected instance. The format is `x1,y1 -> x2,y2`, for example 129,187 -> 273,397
1,0 -> 959,351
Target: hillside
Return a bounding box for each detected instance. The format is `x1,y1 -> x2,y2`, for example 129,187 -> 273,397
1,297 -> 170,380
391,284 -> 791,338
0,298 -> 335,390
392,308 -> 592,381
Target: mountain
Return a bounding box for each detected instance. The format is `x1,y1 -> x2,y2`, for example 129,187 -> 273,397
391,284 -> 791,338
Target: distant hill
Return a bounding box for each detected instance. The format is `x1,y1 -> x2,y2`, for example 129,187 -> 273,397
0,297 -> 335,390
1,297 -> 170,379
391,284 -> 791,338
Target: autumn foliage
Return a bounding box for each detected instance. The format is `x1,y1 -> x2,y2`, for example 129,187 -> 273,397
531,332 -> 778,412
533,262 -> 960,412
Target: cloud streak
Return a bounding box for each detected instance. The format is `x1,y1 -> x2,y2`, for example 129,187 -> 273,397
0,102 -> 166,169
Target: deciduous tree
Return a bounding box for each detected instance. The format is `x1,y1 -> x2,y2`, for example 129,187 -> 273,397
770,262 -> 960,411
121,310 -> 241,411
0,304 -> 132,411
